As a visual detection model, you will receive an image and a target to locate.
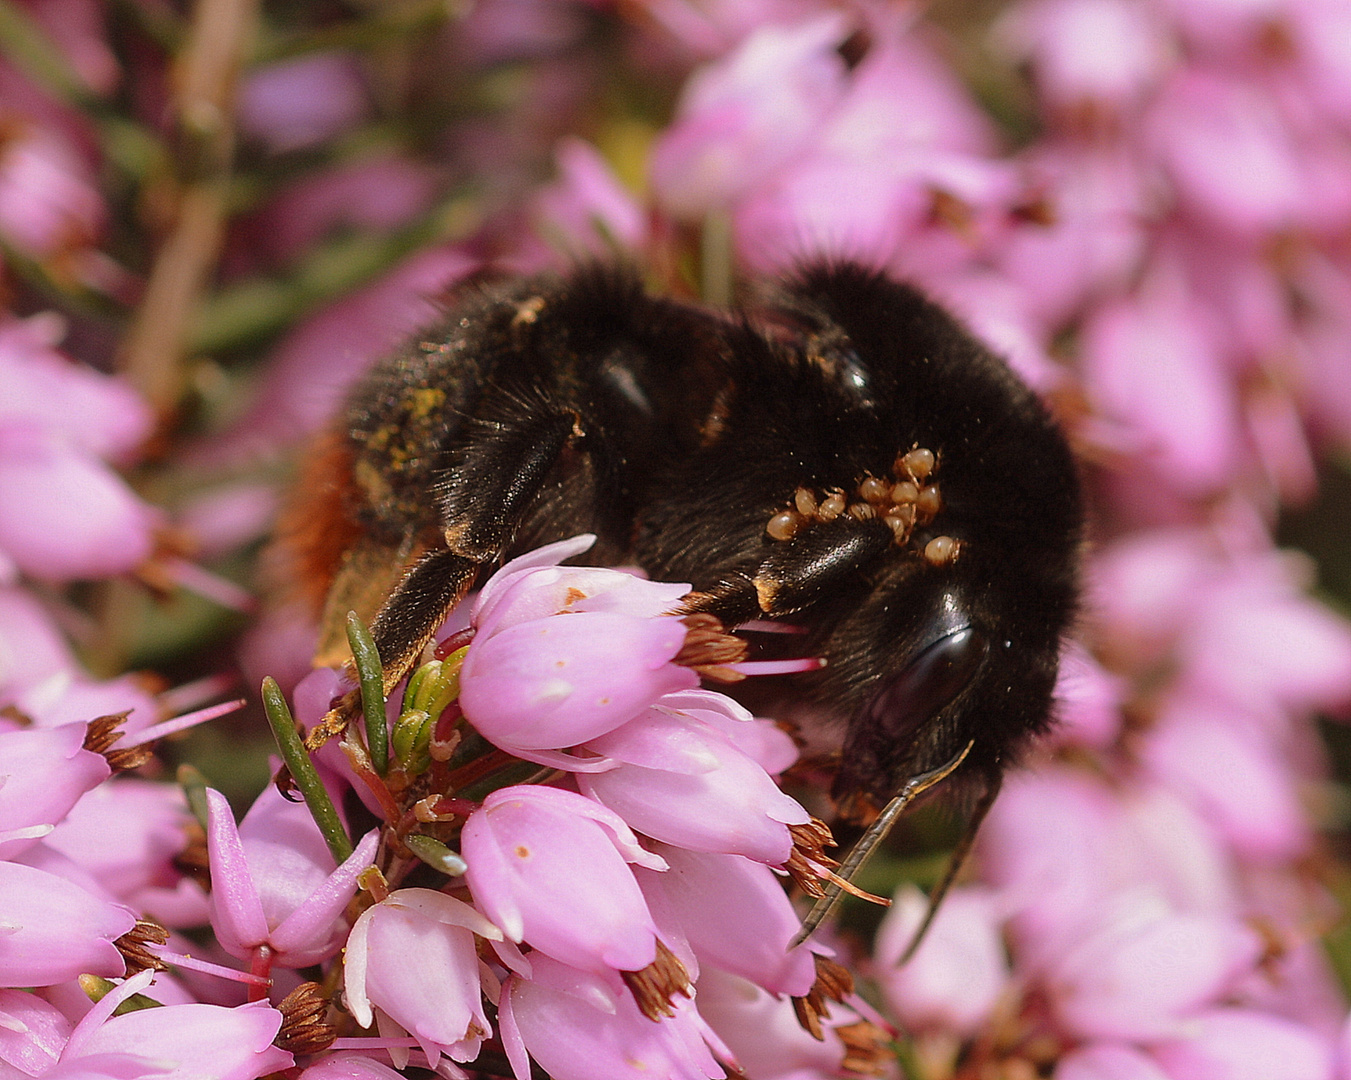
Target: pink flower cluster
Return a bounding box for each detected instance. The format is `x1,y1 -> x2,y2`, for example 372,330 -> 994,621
278,536 -> 867,1078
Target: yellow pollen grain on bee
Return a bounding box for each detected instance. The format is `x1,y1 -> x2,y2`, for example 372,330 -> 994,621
767,510 -> 804,541
847,502 -> 876,521
794,487 -> 818,516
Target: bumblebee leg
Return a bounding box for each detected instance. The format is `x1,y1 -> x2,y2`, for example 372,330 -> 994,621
684,518 -> 895,624
307,410 -> 581,749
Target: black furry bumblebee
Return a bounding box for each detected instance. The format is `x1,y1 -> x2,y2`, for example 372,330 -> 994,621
284,261 -> 1082,942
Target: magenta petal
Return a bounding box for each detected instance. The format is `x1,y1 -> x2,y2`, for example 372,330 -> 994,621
1150,1008 -> 1333,1080
0,722 -> 110,859
0,861 -> 133,986
1054,1044 -> 1171,1080
503,956 -> 723,1080
642,846 -> 817,997
0,987 -> 73,1075
62,998 -> 293,1080
270,828 -> 379,965
461,786 -> 663,974
459,612 -> 697,751
203,788 -> 270,959
0,424 -> 158,580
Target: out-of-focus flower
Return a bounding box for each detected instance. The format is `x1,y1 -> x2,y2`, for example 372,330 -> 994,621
874,885 -> 1010,1038
237,52 -> 370,154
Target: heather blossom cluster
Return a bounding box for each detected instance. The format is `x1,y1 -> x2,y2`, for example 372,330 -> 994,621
5,0 -> 1351,1078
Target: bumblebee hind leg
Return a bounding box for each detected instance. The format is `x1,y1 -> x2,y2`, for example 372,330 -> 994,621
307,408 -> 581,748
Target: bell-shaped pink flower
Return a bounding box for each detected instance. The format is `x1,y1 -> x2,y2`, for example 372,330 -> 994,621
1045,892 -> 1263,1041
205,787 -> 379,968
640,845 -> 819,998
298,1053 -> 408,1080
459,611 -> 697,752
0,722 -> 109,859
1150,1007 -> 1334,1080
874,885 -> 1010,1038
0,423 -> 158,581
48,969 -> 293,1079
43,776 -> 209,928
344,889 -> 501,1066
499,954 -> 725,1080
460,785 -> 668,975
1054,1044 -> 1171,1080
579,702 -> 809,864
0,861 -> 133,987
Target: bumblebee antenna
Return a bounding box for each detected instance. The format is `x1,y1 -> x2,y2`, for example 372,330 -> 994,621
789,739 -> 974,949
895,769 -> 1001,964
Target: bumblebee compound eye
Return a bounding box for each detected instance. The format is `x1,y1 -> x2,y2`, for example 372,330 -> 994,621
833,620 -> 990,809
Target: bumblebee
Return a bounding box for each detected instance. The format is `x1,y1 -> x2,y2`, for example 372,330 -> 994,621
284,261 -> 1082,938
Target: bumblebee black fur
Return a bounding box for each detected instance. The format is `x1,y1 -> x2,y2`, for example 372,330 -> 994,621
290,261 -> 1082,818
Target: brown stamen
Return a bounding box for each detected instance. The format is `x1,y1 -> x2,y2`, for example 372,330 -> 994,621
675,613 -> 748,681
276,981 -> 338,1054
621,939 -> 692,1021
84,712 -> 155,771
791,956 -> 855,1040
115,919 -> 170,974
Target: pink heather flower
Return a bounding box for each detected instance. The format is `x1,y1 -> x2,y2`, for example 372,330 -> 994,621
0,722 -> 108,862
0,861 -> 133,987
578,700 -> 810,864
640,844 -> 820,998
460,785 -> 670,975
530,138 -> 648,260
1149,1007 -> 1334,1080
1054,1043 -> 1172,1080
1079,270 -> 1240,496
873,885 -> 1010,1038
0,987 -> 71,1077
205,787 -> 379,969
42,777 -> 210,928
998,0 -> 1172,116
655,689 -> 800,775
344,889 -> 502,1067
237,52 -> 370,154
459,540 -> 698,755
649,13 -> 850,217
694,966 -> 852,1079
0,124 -> 103,261
0,314 -> 152,464
46,970 -> 293,1080
298,1053 -> 408,1080
0,423 -> 158,581
1139,690 -> 1311,861
499,953 -> 725,1080
1045,892 -> 1263,1041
